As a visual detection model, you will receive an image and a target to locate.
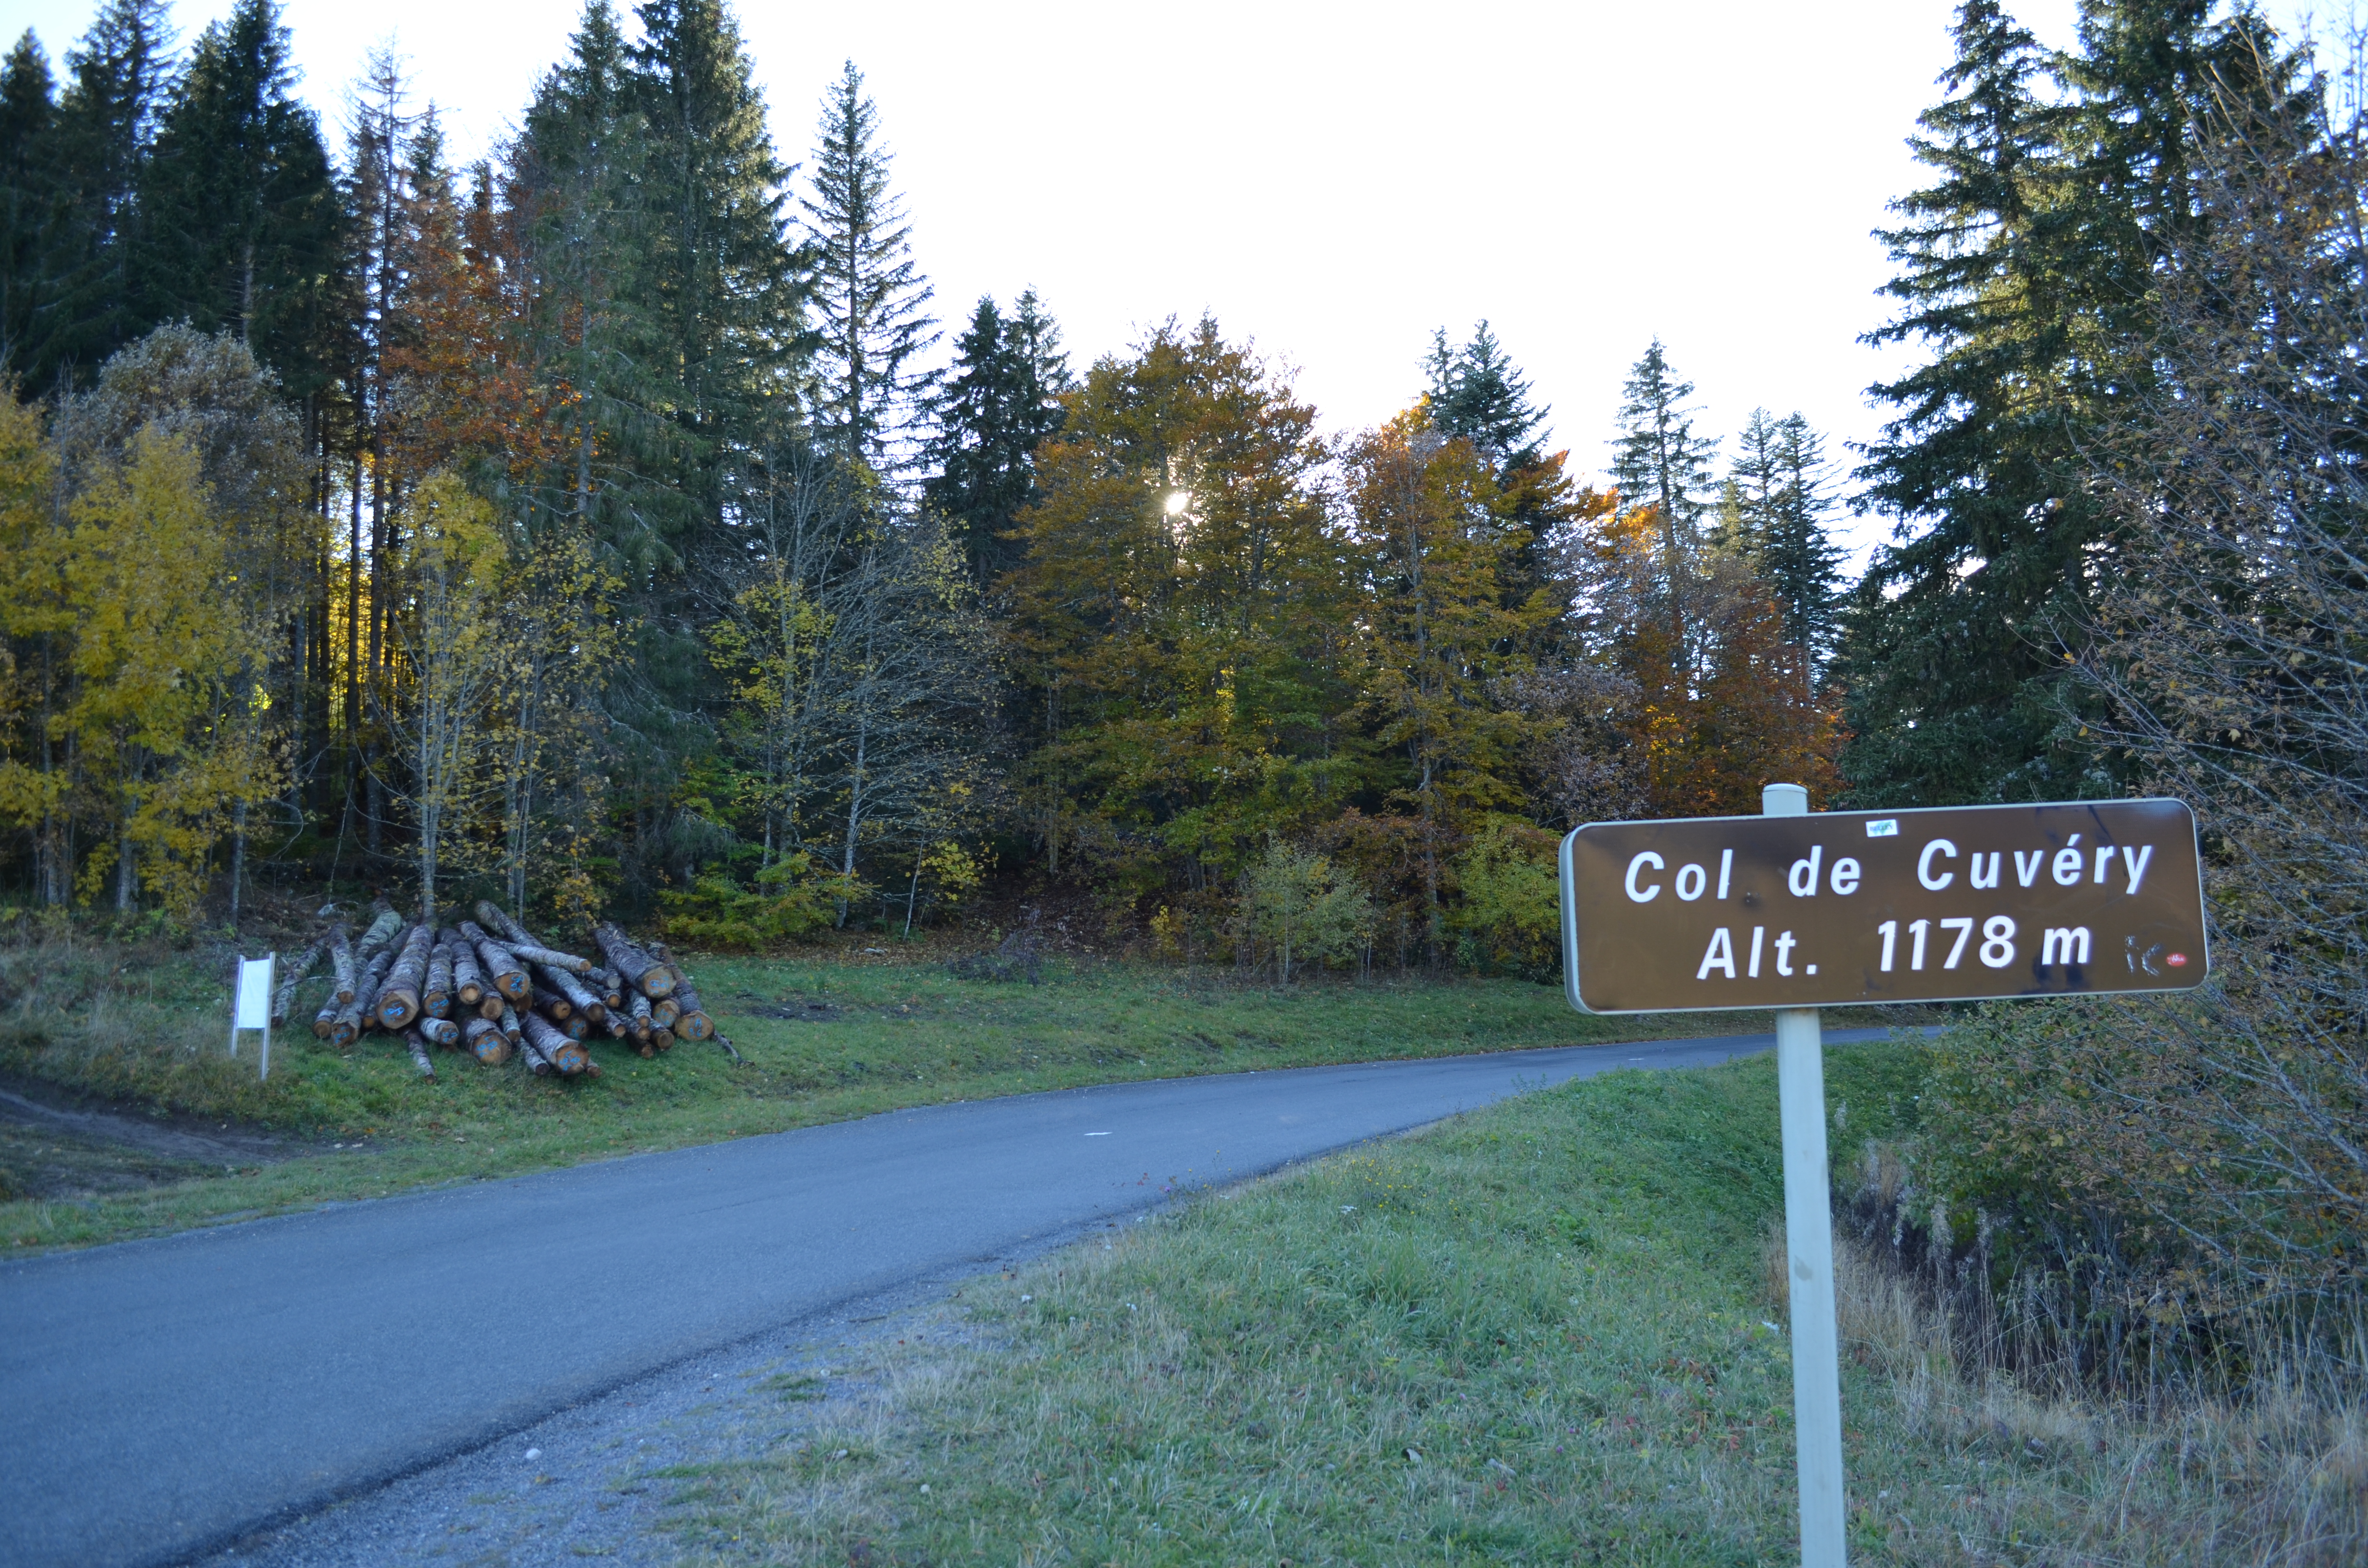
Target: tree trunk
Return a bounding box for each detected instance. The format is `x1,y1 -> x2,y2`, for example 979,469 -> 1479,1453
464,1015 -> 509,1064
592,925 -> 673,998
329,923 -> 357,1004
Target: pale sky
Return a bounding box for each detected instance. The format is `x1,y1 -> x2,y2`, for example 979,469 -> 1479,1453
3,0 -> 2332,561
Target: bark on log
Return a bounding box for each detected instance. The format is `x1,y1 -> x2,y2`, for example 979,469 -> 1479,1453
339,947 -> 395,1045
329,923 -> 357,1004
447,933 -> 484,1005
529,985 -> 573,1022
463,1016 -> 510,1065
592,968 -> 625,1010
514,1025 -> 554,1076
403,1029 -> 437,1080
627,990 -> 653,1043
375,924 -> 433,1031
509,943 -> 593,976
271,938 -> 327,1024
459,921 -> 530,1002
538,964 -> 606,1023
312,994 -> 340,1040
424,943 -> 454,1019
593,925 -> 674,999
520,1011 -> 587,1075
712,1030 -> 745,1065
497,1000 -> 524,1047
470,899 -> 599,977
418,1016 -> 460,1049
354,908 -> 405,963
670,974 -> 715,1041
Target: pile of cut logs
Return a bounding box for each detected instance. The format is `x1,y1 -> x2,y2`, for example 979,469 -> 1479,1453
268,902 -> 738,1082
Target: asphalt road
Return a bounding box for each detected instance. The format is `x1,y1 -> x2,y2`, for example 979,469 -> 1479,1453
0,1025 -> 1908,1568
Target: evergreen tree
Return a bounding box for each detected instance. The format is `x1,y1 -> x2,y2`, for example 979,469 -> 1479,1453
140,0 -> 339,401
1607,338 -> 1717,668
1721,407 -> 1842,665
509,0 -> 642,540
1842,0 -> 2299,808
923,288 -> 1069,580
1423,321 -> 1546,470
1764,413 -> 1843,666
623,0 -> 806,565
0,32 -> 58,382
19,0 -> 172,392
1608,337 -> 1716,547
804,60 -> 936,477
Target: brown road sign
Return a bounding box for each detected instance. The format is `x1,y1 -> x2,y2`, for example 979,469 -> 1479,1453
1559,798 -> 2208,1014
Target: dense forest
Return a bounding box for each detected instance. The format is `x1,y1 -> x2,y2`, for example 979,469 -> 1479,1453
0,0 -> 1854,971
4,0 -> 2367,1364
0,1 -> 2348,973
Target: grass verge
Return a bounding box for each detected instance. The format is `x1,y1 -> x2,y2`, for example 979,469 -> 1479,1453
0,926 -> 1913,1252
657,1042 -> 2364,1566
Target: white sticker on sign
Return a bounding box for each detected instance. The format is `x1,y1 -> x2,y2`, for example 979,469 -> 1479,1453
1865,820 -> 1899,837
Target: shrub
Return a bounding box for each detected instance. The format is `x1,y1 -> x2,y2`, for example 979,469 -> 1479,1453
1238,842 -> 1375,981
1448,820 -> 1560,979
656,853 -> 863,951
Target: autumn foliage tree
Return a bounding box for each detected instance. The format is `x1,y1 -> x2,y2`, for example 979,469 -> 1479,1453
1004,318 -> 1359,907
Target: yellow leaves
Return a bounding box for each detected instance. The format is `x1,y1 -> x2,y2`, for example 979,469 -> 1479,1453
403,470 -> 503,591
31,424 -> 283,917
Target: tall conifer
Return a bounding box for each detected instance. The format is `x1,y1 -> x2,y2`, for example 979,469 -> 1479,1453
21,0 -> 172,391
140,0 -> 339,399
923,289 -> 1069,580
1843,0 -> 2299,807
804,61 -> 935,477
0,33 -> 58,382
1424,321 -> 1546,471
624,0 -> 805,564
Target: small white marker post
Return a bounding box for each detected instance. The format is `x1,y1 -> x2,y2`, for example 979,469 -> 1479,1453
1762,781 -> 1847,1567
230,952 -> 276,1082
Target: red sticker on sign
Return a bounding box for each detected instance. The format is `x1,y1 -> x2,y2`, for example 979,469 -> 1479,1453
2167,954 -> 2188,966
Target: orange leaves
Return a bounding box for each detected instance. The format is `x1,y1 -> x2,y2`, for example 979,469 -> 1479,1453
383,172 -> 567,480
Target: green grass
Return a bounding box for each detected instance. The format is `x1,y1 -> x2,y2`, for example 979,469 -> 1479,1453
0,929 -> 1911,1253
657,1043 -> 2361,1566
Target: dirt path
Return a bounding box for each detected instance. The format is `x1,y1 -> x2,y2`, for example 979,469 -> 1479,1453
0,1076 -> 298,1200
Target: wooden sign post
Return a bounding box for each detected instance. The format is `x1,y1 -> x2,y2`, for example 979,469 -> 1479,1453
1558,790 -> 2208,1567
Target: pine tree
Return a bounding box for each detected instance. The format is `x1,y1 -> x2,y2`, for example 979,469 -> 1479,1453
622,0 -> 806,564
1722,407 -> 1842,665
1609,339 -> 1716,533
1841,0 -> 2300,807
139,0 -> 339,401
0,31 -> 58,382
508,0 -> 643,543
804,60 -> 936,477
21,0 -> 172,392
1607,338 -> 1718,669
1423,321 -> 1546,470
923,289 -> 1069,580
1764,413 -> 1843,666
